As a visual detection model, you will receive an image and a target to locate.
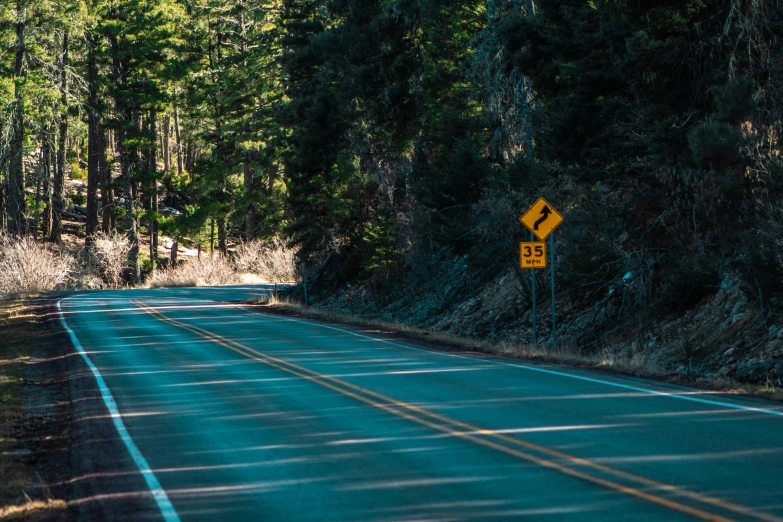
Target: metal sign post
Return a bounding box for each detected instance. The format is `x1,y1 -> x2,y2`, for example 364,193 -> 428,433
550,233 -> 556,344
530,231 -> 537,345
520,197 -> 564,347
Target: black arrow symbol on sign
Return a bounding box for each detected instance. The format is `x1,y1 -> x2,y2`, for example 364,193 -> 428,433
533,205 -> 551,231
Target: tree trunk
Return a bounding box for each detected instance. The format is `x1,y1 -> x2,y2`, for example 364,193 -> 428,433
33,162 -> 42,241
217,217 -> 227,256
210,218 -> 215,255
8,4 -> 27,236
185,141 -> 194,173
109,33 -> 139,285
85,37 -> 100,245
174,105 -> 183,176
50,30 -> 69,243
99,127 -> 112,233
244,152 -> 254,239
41,133 -> 52,237
0,175 -> 6,231
149,109 -> 159,273
121,151 -> 140,284
163,114 -> 171,173
170,240 -> 178,265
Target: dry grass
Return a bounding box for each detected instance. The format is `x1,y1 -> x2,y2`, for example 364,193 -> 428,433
0,236 -> 71,298
0,499 -> 67,520
233,239 -> 298,283
149,240 -> 299,289
238,273 -> 269,285
148,254 -> 238,288
89,232 -> 131,288
0,301 -> 33,511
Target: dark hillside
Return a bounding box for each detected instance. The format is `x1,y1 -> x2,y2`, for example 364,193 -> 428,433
281,0 -> 783,385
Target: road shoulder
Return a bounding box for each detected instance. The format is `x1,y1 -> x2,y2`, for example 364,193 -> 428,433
0,298 -> 69,520
0,296 -> 163,521
253,301 -> 783,406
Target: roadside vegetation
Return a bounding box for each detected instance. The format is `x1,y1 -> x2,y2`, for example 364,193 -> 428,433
0,236 -> 71,298
148,240 -> 297,288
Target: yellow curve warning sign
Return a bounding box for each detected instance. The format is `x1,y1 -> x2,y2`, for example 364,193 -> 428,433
520,198 -> 564,241
520,242 -> 547,269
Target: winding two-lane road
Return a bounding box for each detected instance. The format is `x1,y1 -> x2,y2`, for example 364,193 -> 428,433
58,287 -> 783,521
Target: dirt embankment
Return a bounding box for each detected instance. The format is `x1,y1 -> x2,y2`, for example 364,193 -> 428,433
0,299 -> 70,521
287,258 -> 783,398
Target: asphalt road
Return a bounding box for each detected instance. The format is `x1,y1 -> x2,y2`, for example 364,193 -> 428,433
58,286 -> 783,522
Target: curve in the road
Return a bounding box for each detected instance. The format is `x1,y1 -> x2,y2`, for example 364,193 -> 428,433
130,298 -> 781,522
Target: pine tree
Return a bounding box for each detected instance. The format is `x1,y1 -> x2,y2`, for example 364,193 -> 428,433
98,0 -> 183,282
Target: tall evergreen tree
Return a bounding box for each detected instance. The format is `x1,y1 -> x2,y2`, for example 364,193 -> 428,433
98,0 -> 182,281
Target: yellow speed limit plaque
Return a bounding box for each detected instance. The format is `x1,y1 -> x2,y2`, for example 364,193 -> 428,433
520,242 -> 547,269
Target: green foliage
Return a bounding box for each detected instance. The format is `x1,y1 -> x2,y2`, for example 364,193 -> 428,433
69,160 -> 87,181
280,0 -> 489,269
2,0 -> 782,326
361,212 -> 401,273
70,192 -> 87,206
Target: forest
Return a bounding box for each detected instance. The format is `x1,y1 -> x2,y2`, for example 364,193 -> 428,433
1,0 -> 782,360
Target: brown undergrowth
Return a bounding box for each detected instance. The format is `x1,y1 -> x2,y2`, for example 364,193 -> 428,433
0,298 -> 69,521
253,296 -> 667,375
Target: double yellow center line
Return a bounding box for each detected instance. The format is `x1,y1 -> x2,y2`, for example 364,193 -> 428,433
132,300 -> 780,522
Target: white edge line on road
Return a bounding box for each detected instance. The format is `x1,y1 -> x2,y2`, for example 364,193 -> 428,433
252,310 -> 783,418
57,298 -> 180,522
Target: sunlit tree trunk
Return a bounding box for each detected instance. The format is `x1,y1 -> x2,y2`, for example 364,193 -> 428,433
109,33 -> 140,285
149,109 -> 159,273
51,30 -> 69,243
163,114 -> 171,173
86,36 -> 100,245
33,160 -> 42,241
41,132 -> 53,237
209,218 -> 215,255
174,105 -> 183,176
8,1 -> 27,236
100,128 -> 112,233
244,152 -> 254,239
0,173 -> 6,231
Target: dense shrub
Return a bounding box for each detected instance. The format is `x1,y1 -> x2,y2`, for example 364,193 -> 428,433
89,233 -> 131,288
233,240 -> 298,283
148,255 -> 236,288
0,236 -> 71,296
